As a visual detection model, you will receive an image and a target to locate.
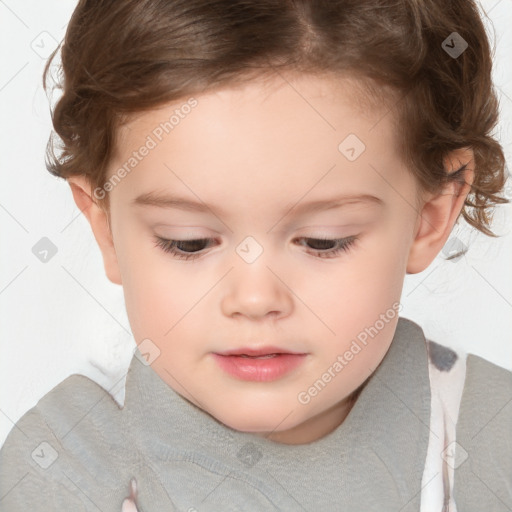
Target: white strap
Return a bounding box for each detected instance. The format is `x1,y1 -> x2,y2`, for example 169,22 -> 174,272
420,342 -> 467,512
122,478 -> 140,512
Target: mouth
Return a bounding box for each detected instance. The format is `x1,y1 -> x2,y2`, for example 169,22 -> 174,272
212,346 -> 308,381
215,346 -> 306,357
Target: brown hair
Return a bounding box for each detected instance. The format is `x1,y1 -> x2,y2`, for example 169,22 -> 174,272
43,0 -> 508,236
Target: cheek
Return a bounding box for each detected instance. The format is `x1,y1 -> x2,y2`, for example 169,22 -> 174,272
311,240 -> 406,334
304,237 -> 407,395
114,231 -> 194,342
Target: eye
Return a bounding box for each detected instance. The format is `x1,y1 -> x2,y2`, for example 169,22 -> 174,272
153,237 -> 215,260
153,235 -> 358,261
294,235 -> 358,259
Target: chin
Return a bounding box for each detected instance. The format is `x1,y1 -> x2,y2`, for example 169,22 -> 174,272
211,403 -> 303,435
225,417 -> 293,435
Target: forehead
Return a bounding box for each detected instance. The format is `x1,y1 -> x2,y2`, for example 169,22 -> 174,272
108,72 -> 410,211
118,72 -> 392,141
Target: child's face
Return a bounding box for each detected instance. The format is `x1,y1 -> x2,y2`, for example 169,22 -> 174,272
103,73 -> 424,444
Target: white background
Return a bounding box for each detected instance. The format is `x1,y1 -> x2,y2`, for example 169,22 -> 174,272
1,0 -> 511,447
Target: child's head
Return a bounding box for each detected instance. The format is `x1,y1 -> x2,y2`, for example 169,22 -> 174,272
44,0 -> 507,444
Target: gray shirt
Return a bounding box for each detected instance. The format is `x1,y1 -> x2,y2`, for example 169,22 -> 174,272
0,317 -> 510,511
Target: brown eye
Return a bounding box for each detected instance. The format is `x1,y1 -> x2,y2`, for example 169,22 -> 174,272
153,235 -> 358,261
154,237 -> 216,260
294,236 -> 358,259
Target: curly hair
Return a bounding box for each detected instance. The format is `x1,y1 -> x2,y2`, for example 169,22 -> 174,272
43,0 -> 509,236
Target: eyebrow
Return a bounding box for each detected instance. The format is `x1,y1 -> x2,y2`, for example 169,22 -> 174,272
132,191 -> 384,217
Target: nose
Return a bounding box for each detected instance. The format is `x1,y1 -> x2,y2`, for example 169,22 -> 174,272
220,258 -> 294,321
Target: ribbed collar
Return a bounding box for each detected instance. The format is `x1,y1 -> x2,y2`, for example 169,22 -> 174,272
121,316 -> 431,510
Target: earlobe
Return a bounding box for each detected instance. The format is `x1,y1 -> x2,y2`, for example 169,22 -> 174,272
67,176 -> 122,285
406,148 -> 475,274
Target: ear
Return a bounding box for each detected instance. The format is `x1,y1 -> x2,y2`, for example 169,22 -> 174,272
67,176 -> 122,285
406,148 -> 475,274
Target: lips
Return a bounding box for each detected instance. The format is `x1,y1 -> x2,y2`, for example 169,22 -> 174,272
212,346 -> 308,381
215,346 -> 306,357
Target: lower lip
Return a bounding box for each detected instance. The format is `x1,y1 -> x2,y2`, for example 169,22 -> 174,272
211,353 -> 307,382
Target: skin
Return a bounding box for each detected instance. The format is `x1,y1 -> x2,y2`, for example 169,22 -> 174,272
68,72 -> 474,445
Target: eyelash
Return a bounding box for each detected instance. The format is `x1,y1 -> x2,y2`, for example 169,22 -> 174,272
153,235 -> 358,261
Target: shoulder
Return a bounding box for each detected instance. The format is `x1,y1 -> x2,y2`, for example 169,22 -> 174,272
0,372 -> 123,510
457,352 -> 512,442
2,371 -> 117,446
463,352 -> 512,394
454,353 -> 512,509
458,352 -> 512,435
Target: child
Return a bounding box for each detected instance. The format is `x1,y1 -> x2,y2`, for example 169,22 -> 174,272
1,0 -> 511,510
